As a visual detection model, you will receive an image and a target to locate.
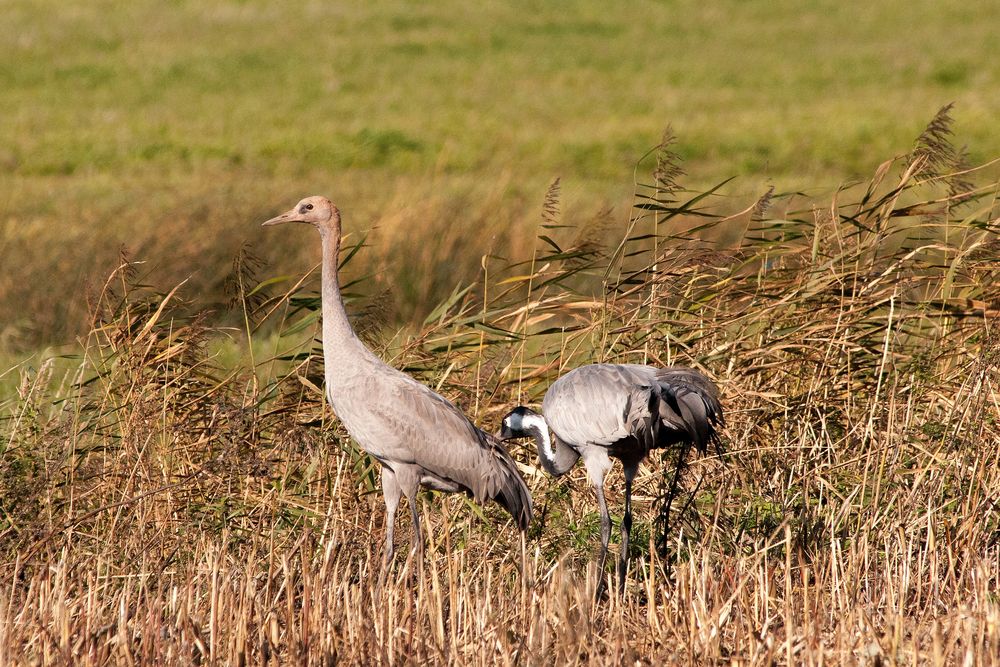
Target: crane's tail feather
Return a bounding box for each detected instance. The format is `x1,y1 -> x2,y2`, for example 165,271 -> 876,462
655,382 -> 724,455
625,377 -> 724,456
487,441 -> 533,531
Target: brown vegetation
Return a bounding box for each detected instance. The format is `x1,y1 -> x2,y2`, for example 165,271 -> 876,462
2,111 -> 999,664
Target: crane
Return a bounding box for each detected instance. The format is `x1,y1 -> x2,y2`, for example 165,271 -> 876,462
263,196 -> 532,572
499,363 -> 722,592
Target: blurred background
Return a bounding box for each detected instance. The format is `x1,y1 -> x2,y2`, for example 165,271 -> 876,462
3,0 -> 999,350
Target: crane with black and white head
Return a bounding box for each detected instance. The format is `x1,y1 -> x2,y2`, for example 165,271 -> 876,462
499,363 -> 722,592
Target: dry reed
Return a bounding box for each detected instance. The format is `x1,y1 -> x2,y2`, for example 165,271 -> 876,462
2,110 -> 999,665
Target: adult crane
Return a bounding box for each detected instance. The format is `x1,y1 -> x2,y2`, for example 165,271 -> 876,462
499,363 -> 722,592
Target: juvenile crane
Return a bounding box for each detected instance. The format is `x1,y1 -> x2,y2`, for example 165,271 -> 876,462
499,364 -> 722,591
263,196 -> 531,569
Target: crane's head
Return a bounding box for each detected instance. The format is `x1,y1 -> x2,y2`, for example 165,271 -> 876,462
261,196 -> 340,232
498,406 -> 545,440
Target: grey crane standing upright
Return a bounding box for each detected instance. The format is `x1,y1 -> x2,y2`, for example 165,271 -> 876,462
499,363 -> 722,592
262,196 -> 532,570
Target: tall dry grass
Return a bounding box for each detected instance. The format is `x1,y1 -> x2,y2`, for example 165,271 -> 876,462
2,108 -> 999,664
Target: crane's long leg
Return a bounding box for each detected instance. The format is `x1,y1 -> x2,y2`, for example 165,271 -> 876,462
657,445 -> 688,556
408,493 -> 423,565
393,466 -> 424,566
386,465 -> 424,579
593,482 -> 611,593
618,461 -> 639,594
583,448 -> 613,598
378,467 -> 402,586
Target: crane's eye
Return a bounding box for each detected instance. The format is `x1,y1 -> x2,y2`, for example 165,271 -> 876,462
305,203 -> 314,210
299,203 -> 314,214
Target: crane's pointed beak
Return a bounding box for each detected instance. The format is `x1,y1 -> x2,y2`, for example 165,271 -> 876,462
261,208 -> 306,227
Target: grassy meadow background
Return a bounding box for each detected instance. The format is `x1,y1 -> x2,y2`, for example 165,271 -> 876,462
3,0 -> 1000,346
3,0 -> 1000,664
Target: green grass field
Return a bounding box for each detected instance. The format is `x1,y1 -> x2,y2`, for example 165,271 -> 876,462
3,0 -> 1000,347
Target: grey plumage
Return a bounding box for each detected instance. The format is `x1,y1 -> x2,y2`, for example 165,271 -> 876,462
263,196 -> 531,570
500,363 -> 722,592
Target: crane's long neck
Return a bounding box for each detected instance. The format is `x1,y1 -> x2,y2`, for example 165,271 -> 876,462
320,227 -> 373,384
525,416 -> 580,477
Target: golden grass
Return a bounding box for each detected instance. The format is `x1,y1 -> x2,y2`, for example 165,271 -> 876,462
5,0 -> 1000,348
2,112 -> 1000,664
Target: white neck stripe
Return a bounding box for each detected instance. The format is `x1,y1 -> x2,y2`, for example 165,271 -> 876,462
521,414 -> 555,461
521,413 -> 547,432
